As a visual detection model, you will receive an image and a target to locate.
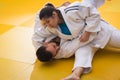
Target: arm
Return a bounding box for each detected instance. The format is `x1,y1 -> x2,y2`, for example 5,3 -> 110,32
84,5 -> 101,32
79,3 -> 101,42
62,2 -> 101,42
80,31 -> 91,42
32,27 -> 55,50
32,10 -> 55,50
54,32 -> 96,59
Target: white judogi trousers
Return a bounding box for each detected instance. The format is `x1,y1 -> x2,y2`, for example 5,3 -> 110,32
73,29 -> 120,73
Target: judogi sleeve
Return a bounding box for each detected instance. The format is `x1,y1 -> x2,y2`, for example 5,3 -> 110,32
32,10 -> 55,50
69,2 -> 101,33
65,1 -> 101,33
83,4 -> 101,32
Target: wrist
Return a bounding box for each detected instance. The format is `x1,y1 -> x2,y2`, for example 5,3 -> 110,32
85,31 -> 91,34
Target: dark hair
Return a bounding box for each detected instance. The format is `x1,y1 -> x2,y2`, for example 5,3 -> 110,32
39,3 -> 55,20
44,3 -> 54,7
36,46 -> 53,62
39,6 -> 57,20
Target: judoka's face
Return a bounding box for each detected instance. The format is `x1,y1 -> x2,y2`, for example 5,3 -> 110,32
41,11 -> 59,28
45,42 -> 60,57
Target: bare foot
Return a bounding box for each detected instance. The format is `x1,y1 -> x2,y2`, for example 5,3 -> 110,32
62,67 -> 84,80
63,73 -> 80,80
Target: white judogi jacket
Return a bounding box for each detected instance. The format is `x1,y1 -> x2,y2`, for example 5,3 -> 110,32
32,1 -> 115,50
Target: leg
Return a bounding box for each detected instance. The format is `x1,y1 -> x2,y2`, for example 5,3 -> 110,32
63,45 -> 98,80
107,29 -> 120,48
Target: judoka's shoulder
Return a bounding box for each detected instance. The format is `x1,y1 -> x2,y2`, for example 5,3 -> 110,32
69,1 -> 92,8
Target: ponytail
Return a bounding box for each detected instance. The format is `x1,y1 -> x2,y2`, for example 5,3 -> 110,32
44,3 -> 55,8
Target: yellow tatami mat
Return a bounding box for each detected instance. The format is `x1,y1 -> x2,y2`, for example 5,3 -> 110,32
0,27 -> 36,64
0,0 -> 120,80
0,58 -> 34,80
0,24 -> 14,35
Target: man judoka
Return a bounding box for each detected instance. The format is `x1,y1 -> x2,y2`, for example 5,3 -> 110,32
34,35 -> 98,80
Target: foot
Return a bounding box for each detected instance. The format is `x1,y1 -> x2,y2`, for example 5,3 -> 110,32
63,73 -> 80,80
